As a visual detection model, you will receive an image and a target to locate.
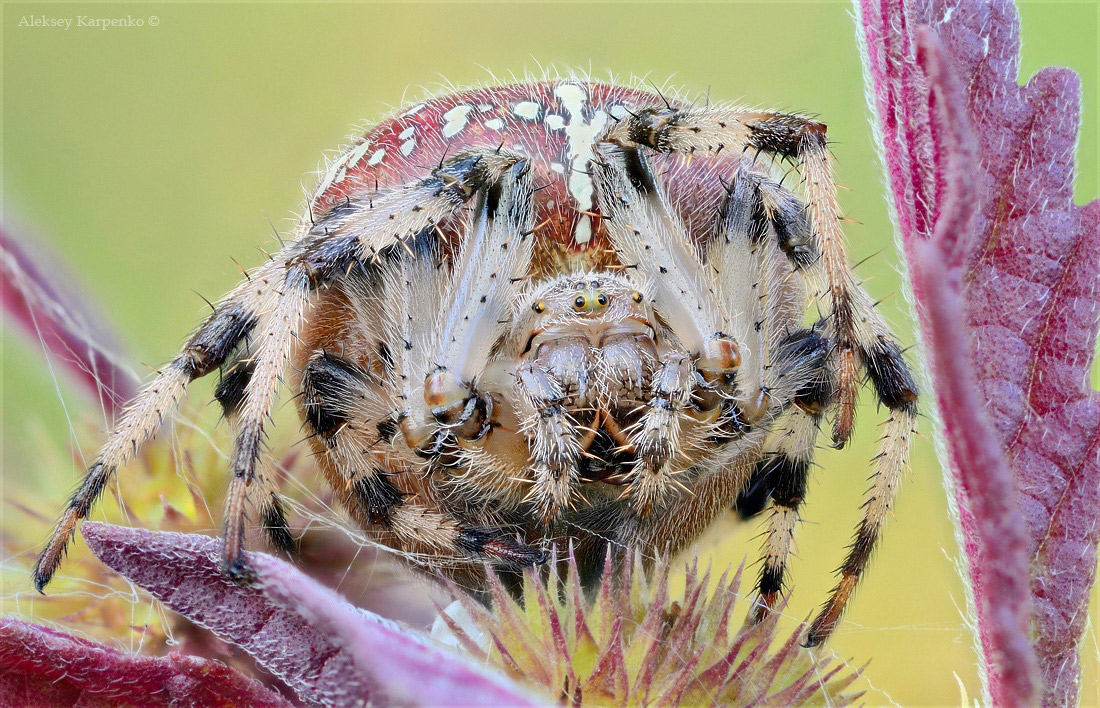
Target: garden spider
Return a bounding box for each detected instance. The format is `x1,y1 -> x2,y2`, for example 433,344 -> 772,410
34,79 -> 917,647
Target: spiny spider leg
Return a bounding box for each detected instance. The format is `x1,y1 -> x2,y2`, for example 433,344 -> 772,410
224,150 -> 530,579
627,352 -> 693,514
805,336 -> 917,646
708,167 -> 817,415
422,161 -> 535,447
301,351 -> 543,567
32,271 -> 265,591
32,148 -> 526,590
591,142 -> 738,368
709,166 -> 825,623
607,107 -> 869,445
749,328 -> 832,623
591,142 -> 744,512
607,104 -> 918,645
517,361 -> 582,524
215,352 -> 296,555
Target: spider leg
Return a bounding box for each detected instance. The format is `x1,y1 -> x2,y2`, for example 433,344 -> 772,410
627,352 -> 693,515
32,271 -> 268,591
221,150 -> 531,579
608,106 -> 919,645
516,361 -> 582,524
591,142 -> 739,370
607,106 -> 871,446
749,411 -> 817,620
301,351 -> 544,568
747,328 -> 832,623
32,149 -> 527,591
418,160 -> 535,450
805,338 -> 917,646
591,143 -> 746,510
363,161 -> 537,517
709,167 -> 821,617
707,167 -> 813,426
216,354 -> 296,555
306,157 -> 542,567
732,171 -> 918,644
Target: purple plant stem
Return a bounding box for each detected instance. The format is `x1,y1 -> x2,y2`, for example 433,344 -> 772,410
1,224 -> 136,416
0,618 -> 294,708
914,28 -> 1038,705
857,0 -> 1100,704
82,522 -> 544,708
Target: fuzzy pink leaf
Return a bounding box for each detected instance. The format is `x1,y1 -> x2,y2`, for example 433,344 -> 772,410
857,0 -> 1100,704
81,522 -> 543,707
0,618 -> 294,708
1,224 -> 137,416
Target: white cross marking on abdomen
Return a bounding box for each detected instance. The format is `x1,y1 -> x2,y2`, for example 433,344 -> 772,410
553,82 -> 608,246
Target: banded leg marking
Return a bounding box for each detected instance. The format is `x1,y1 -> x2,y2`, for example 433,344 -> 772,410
805,341 -> 917,647
303,352 -> 543,568
32,283 -> 263,591
749,411 -> 818,623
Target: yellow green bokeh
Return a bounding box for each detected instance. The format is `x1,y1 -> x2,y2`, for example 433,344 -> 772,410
3,3 -> 1096,705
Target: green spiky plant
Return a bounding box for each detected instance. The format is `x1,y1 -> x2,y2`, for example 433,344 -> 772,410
438,549 -> 862,706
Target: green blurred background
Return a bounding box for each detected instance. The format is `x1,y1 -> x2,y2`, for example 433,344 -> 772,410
3,2 -> 1096,705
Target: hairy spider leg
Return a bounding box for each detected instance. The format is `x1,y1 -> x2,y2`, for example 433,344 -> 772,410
214,349 -> 296,555
32,266 -> 268,591
32,149 -> 527,590
805,337 -> 917,646
608,105 -> 918,646
300,351 -> 543,569
592,143 -> 746,514
222,150 -> 533,579
299,159 -> 545,574
747,327 -> 832,623
516,360 -> 585,524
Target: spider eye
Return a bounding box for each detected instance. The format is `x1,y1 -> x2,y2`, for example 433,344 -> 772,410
573,295 -> 587,311
596,293 -> 608,306
631,291 -> 643,303
533,300 -> 546,313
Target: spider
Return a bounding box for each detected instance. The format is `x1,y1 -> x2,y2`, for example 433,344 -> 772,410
33,79 -> 917,647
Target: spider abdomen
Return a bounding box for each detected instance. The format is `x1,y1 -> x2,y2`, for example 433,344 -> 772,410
313,81 -> 732,275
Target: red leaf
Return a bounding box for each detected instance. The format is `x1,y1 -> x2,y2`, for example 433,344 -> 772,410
81,522 -> 543,707
0,618 -> 293,708
858,1 -> 1100,704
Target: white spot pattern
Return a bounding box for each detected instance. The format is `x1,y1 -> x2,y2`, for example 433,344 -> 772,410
512,101 -> 541,120
485,118 -> 505,130
318,139 -> 372,193
346,140 -> 372,167
442,105 -> 474,138
368,148 -> 386,166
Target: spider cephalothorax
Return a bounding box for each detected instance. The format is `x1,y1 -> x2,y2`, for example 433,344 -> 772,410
35,79 -> 917,647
